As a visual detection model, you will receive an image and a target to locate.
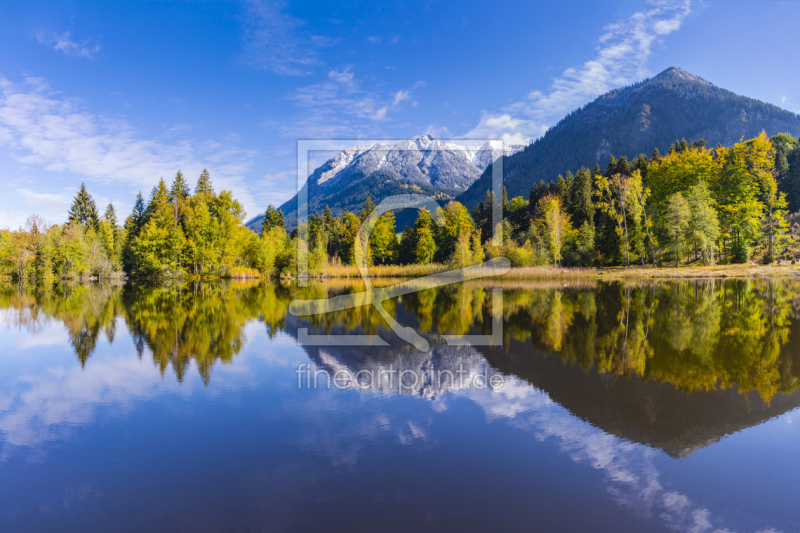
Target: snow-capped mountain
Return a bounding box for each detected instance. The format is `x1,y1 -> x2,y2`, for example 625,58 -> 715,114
247,135 -> 523,231
310,135 -> 522,192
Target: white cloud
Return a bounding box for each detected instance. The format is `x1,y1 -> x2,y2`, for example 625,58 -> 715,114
250,171 -> 296,209
465,0 -> 692,144
0,77 -> 258,226
241,0 -> 331,76
392,89 -> 411,106
16,189 -> 73,214
280,68 -> 424,137
36,31 -> 101,59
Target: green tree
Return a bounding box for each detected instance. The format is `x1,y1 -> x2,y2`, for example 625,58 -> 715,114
369,212 -> 398,265
104,204 -> 118,228
170,170 -> 191,200
67,184 -> 100,231
407,209 -> 436,264
664,193 -> 690,266
262,205 -> 286,234
434,201 -> 474,262
595,172 -> 638,266
685,182 -> 720,264
196,168 -> 215,196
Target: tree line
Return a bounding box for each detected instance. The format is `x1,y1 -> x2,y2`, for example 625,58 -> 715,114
1,131 -> 799,281
0,170 -> 262,281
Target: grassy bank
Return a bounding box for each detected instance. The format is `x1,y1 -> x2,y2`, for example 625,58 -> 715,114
319,262 -> 800,281
598,263 -> 800,279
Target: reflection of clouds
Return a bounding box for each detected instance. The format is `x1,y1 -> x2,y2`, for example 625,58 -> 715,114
0,356 -> 185,450
13,321 -> 70,350
301,342 -> 781,531
0,308 -> 53,340
0,319 -> 292,455
457,376 -> 777,533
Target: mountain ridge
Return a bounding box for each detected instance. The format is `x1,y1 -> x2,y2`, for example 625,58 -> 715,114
247,136 -> 522,232
457,66 -> 800,206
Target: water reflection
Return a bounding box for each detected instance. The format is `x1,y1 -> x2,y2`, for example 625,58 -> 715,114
0,279 -> 799,531
2,278 -> 799,459
2,279 -> 798,400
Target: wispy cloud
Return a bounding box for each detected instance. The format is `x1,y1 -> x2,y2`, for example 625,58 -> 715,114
0,77 -> 257,225
36,31 -> 101,59
279,69 -> 424,137
16,189 -> 73,215
465,0 -> 692,144
241,0 -> 331,76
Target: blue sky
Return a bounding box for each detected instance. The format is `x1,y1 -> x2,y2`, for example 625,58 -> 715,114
0,0 -> 798,228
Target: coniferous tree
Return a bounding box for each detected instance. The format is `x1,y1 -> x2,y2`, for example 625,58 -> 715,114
567,168 -> 595,229
130,193 -> 148,235
359,196 -> 376,222
787,144 -> 800,212
196,168 -> 215,196
104,204 -> 118,228
170,170 -> 191,200
650,147 -> 662,163
68,184 -> 100,231
262,205 -> 286,234
398,225 -> 417,265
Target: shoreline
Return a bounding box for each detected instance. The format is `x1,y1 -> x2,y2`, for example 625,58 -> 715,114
317,263 -> 800,281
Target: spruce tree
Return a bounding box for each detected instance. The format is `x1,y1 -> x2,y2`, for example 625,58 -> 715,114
605,156 -> 617,177
104,204 -> 118,227
615,156 -> 631,176
171,170 -> 191,200
650,147 -> 661,162
262,205 -> 285,233
147,179 -> 170,217
67,183 -> 100,231
196,168 -> 215,196
528,180 -> 548,219
130,192 -> 147,235
359,197 -> 376,222
568,168 -> 595,230
788,145 -> 800,212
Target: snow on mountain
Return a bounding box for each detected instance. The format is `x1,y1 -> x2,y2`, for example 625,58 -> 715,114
246,135 -> 524,232
308,135 -> 523,192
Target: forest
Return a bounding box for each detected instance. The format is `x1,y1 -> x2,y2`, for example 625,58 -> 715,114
1,131 -> 799,282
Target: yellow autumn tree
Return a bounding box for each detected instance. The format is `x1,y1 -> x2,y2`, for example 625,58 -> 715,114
536,194 -> 573,267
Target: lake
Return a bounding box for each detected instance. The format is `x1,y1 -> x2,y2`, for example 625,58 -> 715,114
0,279 -> 798,532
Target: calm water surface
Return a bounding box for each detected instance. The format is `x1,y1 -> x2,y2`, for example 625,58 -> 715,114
0,279 -> 799,532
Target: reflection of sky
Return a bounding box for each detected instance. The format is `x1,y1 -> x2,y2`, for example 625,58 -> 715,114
0,316 -> 796,532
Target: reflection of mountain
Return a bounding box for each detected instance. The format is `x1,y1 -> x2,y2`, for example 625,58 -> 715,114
287,322 -> 800,458
284,281 -> 800,458
480,339 -> 800,458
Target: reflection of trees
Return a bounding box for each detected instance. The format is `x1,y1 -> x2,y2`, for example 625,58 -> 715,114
0,284 -> 122,366
514,280 -> 800,402
122,282 -> 261,384
2,278 -> 800,396
398,285 -> 488,336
